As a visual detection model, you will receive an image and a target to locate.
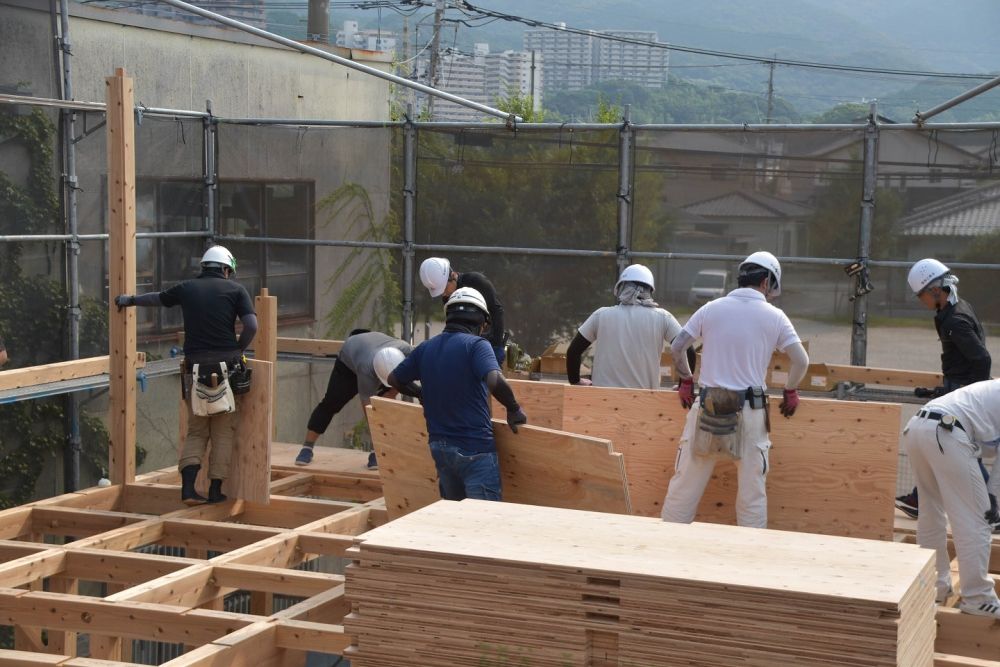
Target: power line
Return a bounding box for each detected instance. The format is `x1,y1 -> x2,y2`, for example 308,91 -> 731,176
448,0 -> 995,81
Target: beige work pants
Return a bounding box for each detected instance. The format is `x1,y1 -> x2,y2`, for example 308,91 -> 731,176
178,409 -> 237,480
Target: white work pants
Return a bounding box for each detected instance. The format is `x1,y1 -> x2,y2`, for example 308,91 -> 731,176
661,402 -> 771,528
902,416 -> 998,606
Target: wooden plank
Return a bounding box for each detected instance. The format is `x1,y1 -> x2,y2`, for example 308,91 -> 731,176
490,380 -> 565,429
367,398 -> 630,520
238,496 -> 357,529
107,67 -> 138,486
823,363 -> 943,389
0,355 -> 145,392
29,507 -> 148,539
295,532 -> 356,558
274,337 -> 343,356
507,380 -> 899,539
253,289 -> 278,437
211,564 -> 343,597
275,620 -> 351,654
935,607 -> 1000,660
63,548 -> 198,583
935,655 -> 1000,667
0,650 -> 64,665
230,359 -> 273,504
0,549 -> 65,588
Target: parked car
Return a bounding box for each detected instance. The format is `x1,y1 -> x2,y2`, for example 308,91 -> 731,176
688,269 -> 729,306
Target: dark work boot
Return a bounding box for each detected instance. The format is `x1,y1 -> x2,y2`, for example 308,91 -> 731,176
207,478 -> 227,504
180,465 -> 207,505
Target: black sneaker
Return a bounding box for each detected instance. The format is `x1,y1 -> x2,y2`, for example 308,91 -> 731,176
366,451 -> 378,470
895,492 -> 919,519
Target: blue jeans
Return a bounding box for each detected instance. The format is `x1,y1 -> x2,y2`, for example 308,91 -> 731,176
429,441 -> 502,502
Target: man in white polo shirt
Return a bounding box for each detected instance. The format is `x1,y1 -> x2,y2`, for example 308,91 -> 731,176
566,264 -> 683,390
660,251 -> 809,529
902,379 -> 1000,617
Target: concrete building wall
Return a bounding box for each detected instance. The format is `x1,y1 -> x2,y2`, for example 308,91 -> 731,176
0,0 -> 396,483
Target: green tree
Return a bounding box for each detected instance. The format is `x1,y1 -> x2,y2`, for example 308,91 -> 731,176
806,168 -> 904,260
496,89 -> 546,122
811,103 -> 871,124
959,230 -> 1000,322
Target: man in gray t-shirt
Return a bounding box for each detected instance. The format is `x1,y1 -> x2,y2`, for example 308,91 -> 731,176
296,330 -> 419,467
566,264 -> 682,390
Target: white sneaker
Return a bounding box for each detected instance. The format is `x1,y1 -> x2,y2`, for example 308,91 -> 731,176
959,599 -> 1000,618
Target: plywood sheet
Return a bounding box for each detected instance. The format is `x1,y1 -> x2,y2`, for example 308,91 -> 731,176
490,380 -> 565,429
506,380 -> 899,540
367,398 -> 630,520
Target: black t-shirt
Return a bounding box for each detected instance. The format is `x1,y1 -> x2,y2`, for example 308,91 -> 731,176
456,271 -> 505,349
160,271 -> 255,362
935,298 -> 992,386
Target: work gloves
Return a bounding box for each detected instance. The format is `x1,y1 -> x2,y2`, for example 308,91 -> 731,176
507,406 -> 527,433
779,389 -> 799,418
114,294 -> 135,310
677,377 -> 695,409
914,386 -> 945,399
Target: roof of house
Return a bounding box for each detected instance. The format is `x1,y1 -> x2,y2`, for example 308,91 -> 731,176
900,181 -> 1000,237
682,190 -> 814,219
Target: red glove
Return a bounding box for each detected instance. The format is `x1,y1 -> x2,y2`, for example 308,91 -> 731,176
779,389 -> 799,418
677,377 -> 695,409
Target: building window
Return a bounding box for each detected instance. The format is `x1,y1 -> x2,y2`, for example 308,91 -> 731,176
218,181 -> 314,320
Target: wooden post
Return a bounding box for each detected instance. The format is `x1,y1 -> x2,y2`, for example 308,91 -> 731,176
254,288 -> 278,436
107,67 -> 137,485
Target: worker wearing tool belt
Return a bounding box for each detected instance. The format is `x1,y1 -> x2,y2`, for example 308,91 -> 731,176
115,246 -> 256,505
660,251 -> 808,529
901,379 -> 1000,618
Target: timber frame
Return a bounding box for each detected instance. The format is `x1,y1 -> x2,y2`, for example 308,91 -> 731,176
1,68 -> 1000,666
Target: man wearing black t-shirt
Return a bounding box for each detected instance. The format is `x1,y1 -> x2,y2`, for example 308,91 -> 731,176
116,246 -> 257,505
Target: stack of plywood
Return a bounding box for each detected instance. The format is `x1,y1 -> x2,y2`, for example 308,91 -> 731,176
345,500 -> 936,667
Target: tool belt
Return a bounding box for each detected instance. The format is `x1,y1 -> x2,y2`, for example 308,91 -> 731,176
188,361 -> 236,417
692,387 -> 744,460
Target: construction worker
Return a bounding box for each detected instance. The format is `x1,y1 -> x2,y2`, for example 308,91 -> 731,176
115,245 -> 256,505
419,257 -> 506,363
660,251 -> 809,529
388,287 -> 526,501
566,263 -> 683,389
901,379 -> 1000,617
295,329 -> 421,468
895,258 -> 994,521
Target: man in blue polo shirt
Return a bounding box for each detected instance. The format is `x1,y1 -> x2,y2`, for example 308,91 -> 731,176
389,287 -> 527,501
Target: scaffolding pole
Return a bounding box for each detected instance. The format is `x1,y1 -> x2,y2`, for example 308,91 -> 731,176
402,112 -> 418,343
851,101 -> 879,367
914,72 -> 1000,125
616,106 -> 633,275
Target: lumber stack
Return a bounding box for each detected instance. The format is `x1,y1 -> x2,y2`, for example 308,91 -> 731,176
345,500 -> 936,667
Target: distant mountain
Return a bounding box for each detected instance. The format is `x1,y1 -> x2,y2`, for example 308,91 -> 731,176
277,0 -> 1000,121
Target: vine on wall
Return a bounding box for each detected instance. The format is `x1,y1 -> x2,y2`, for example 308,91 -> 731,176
0,107 -> 144,510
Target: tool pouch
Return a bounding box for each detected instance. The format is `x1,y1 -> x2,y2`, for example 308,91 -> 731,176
190,362 -> 236,417
229,361 -> 253,396
692,387 -> 743,460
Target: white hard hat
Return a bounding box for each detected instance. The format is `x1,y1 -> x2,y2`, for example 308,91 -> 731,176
445,286 -> 490,319
201,245 -> 237,273
615,263 -> 655,292
372,346 -> 406,387
739,251 -> 782,296
419,257 -> 452,298
907,258 -> 950,294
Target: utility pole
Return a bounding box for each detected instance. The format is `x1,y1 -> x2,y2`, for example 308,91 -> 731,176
426,0 -> 445,119
529,49 -> 536,102
765,58 -> 775,124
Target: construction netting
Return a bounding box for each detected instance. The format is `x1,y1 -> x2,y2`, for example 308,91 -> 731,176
5,96 -> 1000,503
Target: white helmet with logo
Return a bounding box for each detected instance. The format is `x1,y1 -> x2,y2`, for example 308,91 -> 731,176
445,286 -> 490,320
372,346 -> 406,387
907,258 -> 950,295
614,263 -> 655,292
419,257 -> 452,298
739,251 -> 782,296
201,245 -> 237,273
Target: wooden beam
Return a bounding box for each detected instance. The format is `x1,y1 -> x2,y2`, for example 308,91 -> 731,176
936,606 -> 1000,660
0,355 -> 145,392
0,549 -> 65,588
822,362 -> 943,389
935,654 -> 1000,667
0,590 -> 256,645
253,290 -> 278,437
0,650 -> 64,665
106,564 -> 217,607
275,619 -> 350,654
238,496 -> 358,529
107,67 -> 138,486
29,507 -> 148,539
270,584 -> 347,624
27,484 -> 124,512
211,564 -> 344,597
274,337 -> 343,356
69,520 -> 164,552
295,532 -> 356,558
158,520 -> 283,553
63,548 -> 198,583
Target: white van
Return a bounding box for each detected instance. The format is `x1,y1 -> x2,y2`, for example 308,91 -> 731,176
688,269 -> 729,306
